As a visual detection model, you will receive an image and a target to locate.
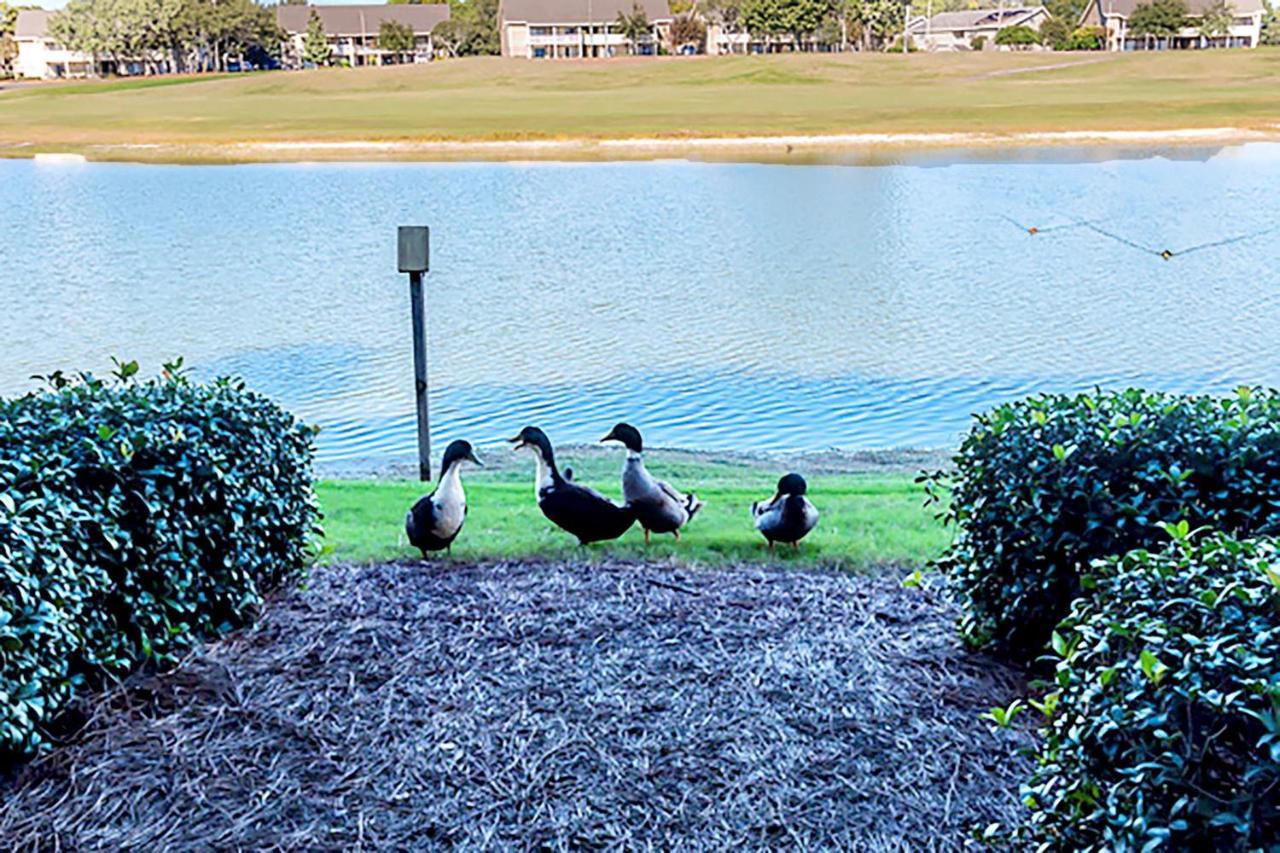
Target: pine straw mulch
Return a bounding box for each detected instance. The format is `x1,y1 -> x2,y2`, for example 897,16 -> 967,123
0,560 -> 1033,851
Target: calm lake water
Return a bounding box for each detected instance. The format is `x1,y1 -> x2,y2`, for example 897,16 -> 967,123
3,146 -> 1279,469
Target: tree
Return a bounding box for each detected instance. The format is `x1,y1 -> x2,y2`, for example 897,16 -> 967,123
303,9 -> 331,66
449,0 -> 500,55
669,13 -> 707,51
1264,0 -> 1280,44
703,0 -> 745,51
614,2 -> 651,54
0,2 -> 17,78
741,0 -> 826,48
1064,23 -> 1105,48
854,0 -> 906,50
1197,0 -> 1233,45
1128,0 -> 1187,47
825,0 -> 861,51
1038,16 -> 1072,48
1045,0 -> 1088,24
431,17 -> 465,57
995,23 -> 1039,46
378,19 -> 414,63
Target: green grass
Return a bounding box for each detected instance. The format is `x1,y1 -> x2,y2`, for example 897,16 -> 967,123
3,51 -> 1280,159
318,455 -> 947,570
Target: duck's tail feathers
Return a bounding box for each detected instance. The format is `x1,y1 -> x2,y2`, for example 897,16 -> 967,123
685,493 -> 705,521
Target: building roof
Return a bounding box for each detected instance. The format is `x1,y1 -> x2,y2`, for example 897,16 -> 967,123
15,9 -> 52,39
499,0 -> 672,25
276,4 -> 451,36
913,6 -> 1045,32
1088,0 -> 1263,16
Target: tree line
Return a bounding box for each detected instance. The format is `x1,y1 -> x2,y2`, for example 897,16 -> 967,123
44,0 -> 281,73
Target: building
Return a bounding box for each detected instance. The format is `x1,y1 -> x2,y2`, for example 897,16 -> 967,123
13,10 -> 107,79
908,7 -> 1050,50
1078,0 -> 1266,49
499,0 -> 672,59
276,4 -> 451,68
705,27 -> 833,55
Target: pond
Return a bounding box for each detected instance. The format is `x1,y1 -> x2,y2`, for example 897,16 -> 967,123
2,146 -> 1278,469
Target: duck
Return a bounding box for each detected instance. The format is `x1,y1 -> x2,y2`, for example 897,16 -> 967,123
601,423 -> 703,544
405,439 -> 484,557
752,473 -> 819,552
508,426 -> 635,545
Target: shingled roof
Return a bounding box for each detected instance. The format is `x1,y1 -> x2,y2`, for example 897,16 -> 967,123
276,4 -> 450,36
499,0 -> 672,25
914,6 -> 1044,32
1090,0 -> 1263,15
14,10 -> 52,39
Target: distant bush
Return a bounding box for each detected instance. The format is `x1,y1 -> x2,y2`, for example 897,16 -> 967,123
995,24 -> 1039,46
970,34 -> 988,50
0,362 -> 319,761
1065,24 -> 1106,49
926,387 -> 1280,660
1019,533 -> 1280,848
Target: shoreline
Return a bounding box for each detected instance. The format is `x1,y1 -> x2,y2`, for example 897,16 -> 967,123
9,125 -> 1280,165
316,444 -> 953,480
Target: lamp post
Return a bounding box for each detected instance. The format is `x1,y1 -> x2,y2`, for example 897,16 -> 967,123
398,225 -> 432,482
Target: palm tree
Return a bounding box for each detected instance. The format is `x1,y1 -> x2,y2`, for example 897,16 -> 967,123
615,2 -> 651,54
1198,0 -> 1234,46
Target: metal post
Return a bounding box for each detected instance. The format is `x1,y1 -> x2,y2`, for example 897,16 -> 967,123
904,3 -> 912,53
398,226 -> 431,482
409,270 -> 431,481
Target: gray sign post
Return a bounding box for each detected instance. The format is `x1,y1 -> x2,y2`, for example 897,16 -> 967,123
398,226 -> 431,482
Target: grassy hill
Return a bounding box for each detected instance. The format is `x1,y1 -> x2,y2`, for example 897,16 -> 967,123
2,51 -> 1280,159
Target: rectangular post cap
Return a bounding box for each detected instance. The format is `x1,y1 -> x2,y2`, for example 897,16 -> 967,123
398,226 -> 430,273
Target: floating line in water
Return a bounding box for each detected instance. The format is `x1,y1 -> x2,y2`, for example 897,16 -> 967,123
1001,215 -> 1101,236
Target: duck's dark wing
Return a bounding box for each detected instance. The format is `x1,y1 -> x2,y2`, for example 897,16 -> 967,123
540,481 -> 635,544
406,491 -> 458,553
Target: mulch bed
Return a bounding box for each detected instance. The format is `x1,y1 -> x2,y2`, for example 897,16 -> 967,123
0,560 -> 1032,850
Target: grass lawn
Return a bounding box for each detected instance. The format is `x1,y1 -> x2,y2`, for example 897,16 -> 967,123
3,51 -> 1280,157
318,452 -> 947,569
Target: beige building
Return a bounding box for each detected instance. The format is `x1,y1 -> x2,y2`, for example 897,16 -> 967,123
1079,0 -> 1266,49
276,4 -> 451,68
499,0 -> 672,59
13,9 -> 105,79
908,6 -> 1049,50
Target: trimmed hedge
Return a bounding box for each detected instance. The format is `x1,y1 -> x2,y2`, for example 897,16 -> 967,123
927,388 -> 1280,660
0,362 -> 319,762
1019,533 -> 1280,849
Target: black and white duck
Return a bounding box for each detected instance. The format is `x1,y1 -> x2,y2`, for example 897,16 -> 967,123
601,423 -> 703,544
751,473 -> 819,552
509,426 -> 635,545
405,439 -> 484,557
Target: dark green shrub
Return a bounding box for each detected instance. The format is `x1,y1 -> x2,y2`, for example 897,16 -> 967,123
970,34 -> 988,50
0,362 -> 319,761
927,388 -> 1280,660
1019,533 -> 1280,849
994,24 -> 1039,46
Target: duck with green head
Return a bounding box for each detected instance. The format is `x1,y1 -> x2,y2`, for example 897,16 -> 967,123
405,439 -> 484,557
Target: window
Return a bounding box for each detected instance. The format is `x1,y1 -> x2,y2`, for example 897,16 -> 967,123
531,26 -> 552,35
533,46 -> 548,57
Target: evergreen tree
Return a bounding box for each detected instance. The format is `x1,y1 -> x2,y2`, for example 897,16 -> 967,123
303,9 -> 331,66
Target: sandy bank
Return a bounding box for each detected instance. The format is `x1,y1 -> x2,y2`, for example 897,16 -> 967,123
8,125 -> 1280,165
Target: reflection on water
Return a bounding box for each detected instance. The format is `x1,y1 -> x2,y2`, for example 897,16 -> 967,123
2,145 -> 1278,467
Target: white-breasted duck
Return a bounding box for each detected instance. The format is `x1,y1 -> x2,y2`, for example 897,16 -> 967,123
405,439 -> 484,557
752,472 -> 819,552
509,426 -> 635,545
601,423 -> 703,544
